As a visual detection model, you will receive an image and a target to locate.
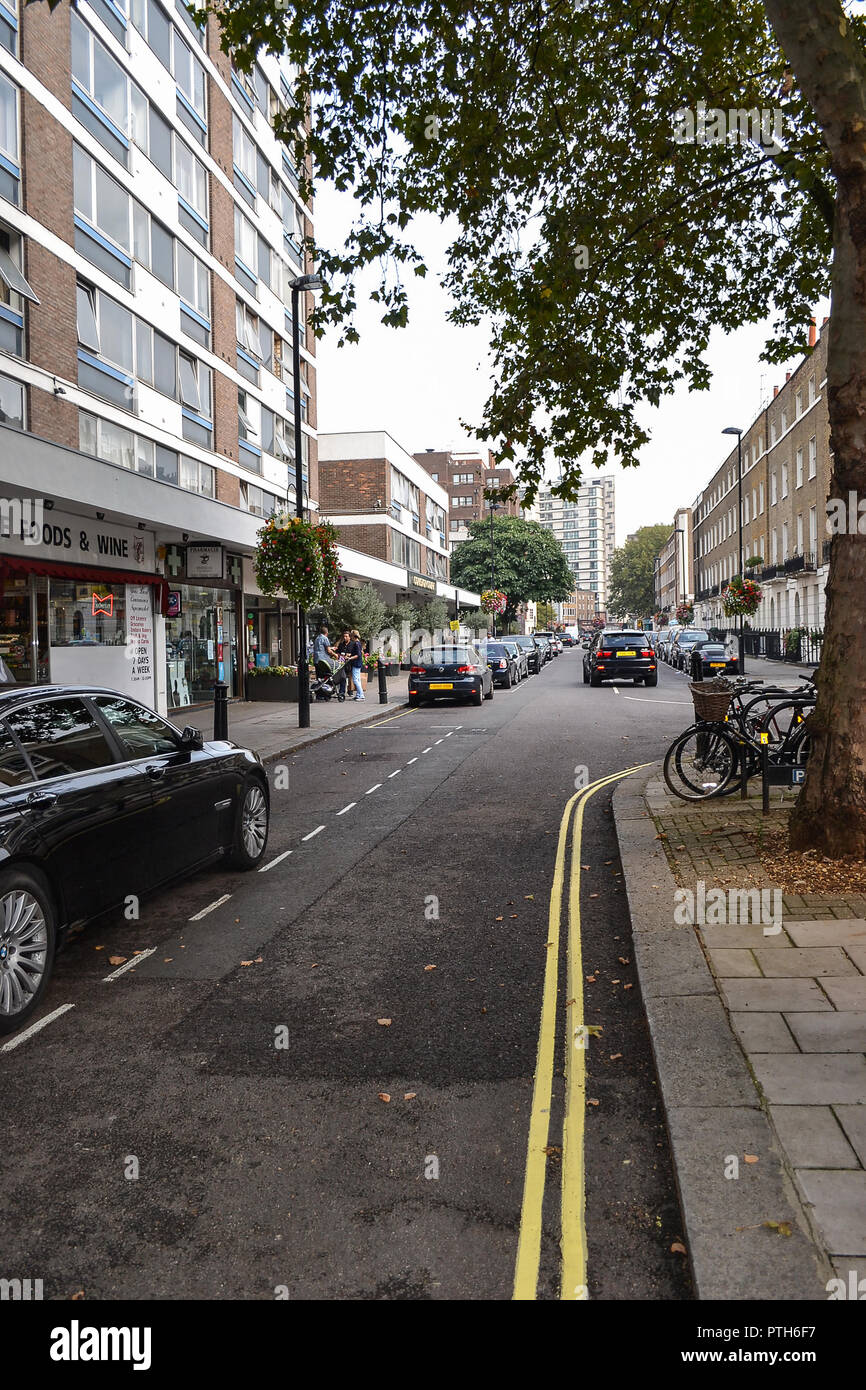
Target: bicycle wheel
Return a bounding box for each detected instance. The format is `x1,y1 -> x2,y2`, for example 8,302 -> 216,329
663,725 -> 739,800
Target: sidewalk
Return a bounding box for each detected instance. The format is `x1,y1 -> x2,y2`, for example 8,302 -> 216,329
614,767 -> 866,1300
180,672 -> 409,762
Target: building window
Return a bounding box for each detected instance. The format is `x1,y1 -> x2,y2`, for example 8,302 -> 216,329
795,389 -> 802,418
179,454 -> 215,497
796,447 -> 803,488
0,223 -> 36,354
234,205 -> 258,278
0,0 -> 17,56
808,375 -> 815,405
242,483 -> 280,518
781,461 -> 789,498
73,145 -> 132,287
132,202 -> 174,288
236,299 -> 262,359
0,369 -> 24,429
173,28 -> 206,125
174,135 -> 207,222
808,436 -> 817,479
770,472 -> 777,505
233,114 -> 257,195
238,388 -> 259,441
176,241 -> 210,339
0,70 -> 18,202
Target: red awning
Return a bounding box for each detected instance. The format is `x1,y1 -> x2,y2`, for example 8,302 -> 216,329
0,556 -> 170,615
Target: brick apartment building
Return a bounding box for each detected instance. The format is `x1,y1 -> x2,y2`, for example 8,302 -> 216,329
557,586 -> 598,628
690,319 -> 831,635
0,0 -> 318,711
317,431 -> 487,611
414,447 -> 521,552
654,507 -> 694,616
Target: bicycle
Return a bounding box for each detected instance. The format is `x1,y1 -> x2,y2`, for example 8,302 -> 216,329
663,679 -> 813,801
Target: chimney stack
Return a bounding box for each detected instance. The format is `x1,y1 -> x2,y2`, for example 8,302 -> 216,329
773,385 -> 779,398
785,371 -> 791,382
822,315 -> 829,329
808,317 -> 817,348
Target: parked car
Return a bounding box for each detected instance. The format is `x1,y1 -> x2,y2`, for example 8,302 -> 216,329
512,634 -> 543,674
560,634 -> 576,647
483,640 -> 520,688
583,630 -> 658,687
408,645 -> 493,706
534,631 -> 559,657
0,685 -> 270,1036
670,629 -> 711,670
534,636 -> 553,664
499,638 -> 528,682
689,640 -> 738,677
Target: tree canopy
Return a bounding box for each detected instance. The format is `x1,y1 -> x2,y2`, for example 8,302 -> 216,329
607,525 -> 671,620
196,0 -> 835,504
450,515 -> 573,623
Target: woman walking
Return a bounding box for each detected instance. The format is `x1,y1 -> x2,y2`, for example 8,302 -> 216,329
347,629 -> 365,700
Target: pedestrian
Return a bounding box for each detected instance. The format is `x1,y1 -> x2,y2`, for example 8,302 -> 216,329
312,623 -> 339,680
347,628 -> 365,700
333,629 -> 352,702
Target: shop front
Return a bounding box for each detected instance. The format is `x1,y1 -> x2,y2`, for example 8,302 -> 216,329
161,543 -> 243,710
0,509 -> 164,706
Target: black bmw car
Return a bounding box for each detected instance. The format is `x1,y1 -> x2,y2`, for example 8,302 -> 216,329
0,685 -> 269,1035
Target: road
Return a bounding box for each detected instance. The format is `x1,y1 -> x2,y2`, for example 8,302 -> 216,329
4,650 -> 703,1300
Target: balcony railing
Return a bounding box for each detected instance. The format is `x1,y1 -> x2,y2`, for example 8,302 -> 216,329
783,552 -> 817,574
761,564 -> 779,580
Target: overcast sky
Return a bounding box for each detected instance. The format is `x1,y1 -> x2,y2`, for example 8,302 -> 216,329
315,184 -> 829,547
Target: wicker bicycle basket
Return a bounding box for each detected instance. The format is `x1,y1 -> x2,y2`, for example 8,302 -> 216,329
689,679 -> 733,722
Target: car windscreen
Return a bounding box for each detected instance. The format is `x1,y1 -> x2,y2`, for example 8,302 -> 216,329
484,644 -> 508,658
602,634 -> 647,648
418,648 -> 471,664
679,631 -> 709,643
698,645 -> 726,654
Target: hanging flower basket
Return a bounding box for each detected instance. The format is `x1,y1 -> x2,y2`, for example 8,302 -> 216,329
675,602 -> 694,625
253,516 -> 341,608
721,575 -> 762,617
654,612 -> 669,628
481,588 -> 507,615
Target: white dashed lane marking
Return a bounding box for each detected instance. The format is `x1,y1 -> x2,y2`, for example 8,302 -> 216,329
259,849 -> 292,872
103,949 -> 156,981
189,894 -> 232,922
388,769 -> 401,778
365,783 -> 382,794
1,1003 -> 75,1053
302,825 -> 325,841
336,802 -> 357,815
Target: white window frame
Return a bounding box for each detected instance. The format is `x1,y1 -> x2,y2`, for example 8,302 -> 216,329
0,70 -> 18,164
173,28 -> 206,121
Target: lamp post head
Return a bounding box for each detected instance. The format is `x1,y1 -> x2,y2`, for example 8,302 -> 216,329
721,426 -> 742,437
290,273 -> 325,294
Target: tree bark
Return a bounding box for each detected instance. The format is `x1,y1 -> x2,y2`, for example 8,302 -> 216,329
763,0 -> 866,855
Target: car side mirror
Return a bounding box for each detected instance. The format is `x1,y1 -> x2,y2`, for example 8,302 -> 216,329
180,726 -> 204,751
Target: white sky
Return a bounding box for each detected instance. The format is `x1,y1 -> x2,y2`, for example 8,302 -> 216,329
315,184 -> 828,546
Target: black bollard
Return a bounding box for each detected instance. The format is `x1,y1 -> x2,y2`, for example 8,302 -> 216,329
377,660 -> 388,704
213,681 -> 228,740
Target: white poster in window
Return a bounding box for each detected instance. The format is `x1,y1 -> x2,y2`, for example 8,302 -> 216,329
127,585 -> 154,686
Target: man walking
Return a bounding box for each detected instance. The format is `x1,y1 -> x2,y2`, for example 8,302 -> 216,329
312,624 -> 339,680
334,629 -> 352,702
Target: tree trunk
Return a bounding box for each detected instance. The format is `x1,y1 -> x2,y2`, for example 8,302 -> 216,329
764,0 -> 866,855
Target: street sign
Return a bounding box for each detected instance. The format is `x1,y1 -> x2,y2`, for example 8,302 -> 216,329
449,620 -> 460,631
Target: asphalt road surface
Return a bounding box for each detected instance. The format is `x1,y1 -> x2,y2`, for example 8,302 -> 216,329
3,650 -> 701,1301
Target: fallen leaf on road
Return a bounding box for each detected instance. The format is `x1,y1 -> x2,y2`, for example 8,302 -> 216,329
670,1242 -> 687,1255
589,893 -> 599,899
542,1145 -> 561,1162
585,1024 -> 603,1036
424,964 -> 436,971
378,1092 -> 391,1103
655,833 -> 668,840
619,957 -> 630,964
587,1098 -> 599,1106
510,914 -> 518,918
311,963 -> 318,968
744,1154 -> 759,1164
377,1018 -> 392,1026
163,958 -> 173,963
71,1290 -> 86,1300
94,945 -> 104,951
764,1220 -> 792,1236
586,975 -> 596,983
623,983 -> 634,990
240,960 -> 254,966
495,916 -> 503,921
581,864 -> 590,871
611,979 -> 621,984
108,956 -> 126,966
609,1053 -> 622,1060
403,1092 -> 416,1101
481,1007 -> 487,1013
524,894 -> 534,900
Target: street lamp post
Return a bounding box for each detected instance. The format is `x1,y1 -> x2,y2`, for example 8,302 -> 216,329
290,272 -> 324,728
722,426 -> 745,674
488,498 -> 500,636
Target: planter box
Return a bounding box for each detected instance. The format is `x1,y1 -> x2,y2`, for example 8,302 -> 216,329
246,675 -> 299,702
381,661 -> 400,678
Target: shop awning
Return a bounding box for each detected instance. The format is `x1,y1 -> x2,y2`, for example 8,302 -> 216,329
0,557 -> 171,615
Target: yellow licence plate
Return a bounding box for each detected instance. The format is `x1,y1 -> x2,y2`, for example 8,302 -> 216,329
710,662 -> 725,667
429,682 -> 453,690
617,650 -> 636,657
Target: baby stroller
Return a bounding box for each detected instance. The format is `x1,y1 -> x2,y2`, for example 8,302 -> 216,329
311,657 -> 347,702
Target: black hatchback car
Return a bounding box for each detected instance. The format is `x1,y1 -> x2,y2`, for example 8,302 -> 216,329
512,634 -> 542,674
583,630 -> 658,686
0,686 -> 270,1035
408,646 -> 493,706
689,640 -> 738,677
483,641 -> 520,688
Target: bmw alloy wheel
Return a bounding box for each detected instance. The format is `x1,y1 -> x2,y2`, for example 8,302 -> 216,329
241,783 -> 268,859
0,890 -> 48,1020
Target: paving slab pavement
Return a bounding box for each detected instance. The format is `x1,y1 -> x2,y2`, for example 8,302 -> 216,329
612,764 -> 866,1300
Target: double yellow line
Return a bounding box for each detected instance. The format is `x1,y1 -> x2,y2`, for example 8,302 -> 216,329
512,764 -> 650,1301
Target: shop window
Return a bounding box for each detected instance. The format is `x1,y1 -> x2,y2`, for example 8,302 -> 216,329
49,585 -> 127,650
